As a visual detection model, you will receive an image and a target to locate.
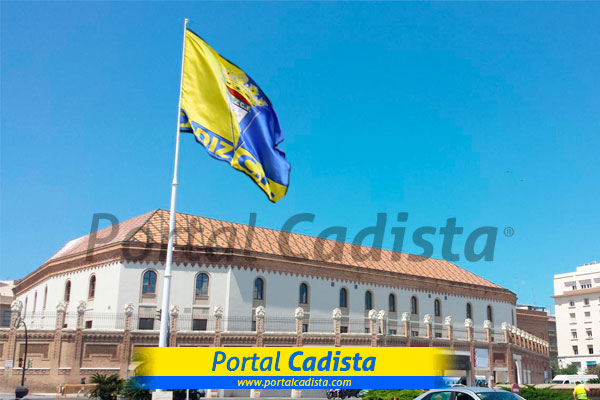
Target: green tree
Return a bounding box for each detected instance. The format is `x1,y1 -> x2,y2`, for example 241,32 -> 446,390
551,362 -> 560,377
552,363 -> 578,376
585,364 -> 599,376
88,373 -> 124,400
119,377 -> 151,400
502,385 -> 573,400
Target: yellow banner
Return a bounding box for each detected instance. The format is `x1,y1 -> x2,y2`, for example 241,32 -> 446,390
137,347 -> 447,377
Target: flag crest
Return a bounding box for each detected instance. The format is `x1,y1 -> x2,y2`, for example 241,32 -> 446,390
180,29 -> 290,202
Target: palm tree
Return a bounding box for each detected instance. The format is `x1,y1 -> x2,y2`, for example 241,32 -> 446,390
88,373 -> 123,400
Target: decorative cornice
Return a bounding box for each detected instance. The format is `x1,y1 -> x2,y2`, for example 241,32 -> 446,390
14,244 -> 517,304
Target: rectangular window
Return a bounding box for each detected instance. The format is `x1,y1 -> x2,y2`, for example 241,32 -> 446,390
588,345 -> 594,355
138,318 -> 154,330
587,329 -> 593,338
584,298 -> 590,305
340,326 -> 348,333
192,319 -> 207,331
569,300 -> 575,307
138,306 -> 156,330
2,311 -> 10,327
389,329 -> 397,335
572,330 -> 578,339
411,330 -> 419,337
302,323 -> 309,333
581,283 -> 592,289
573,346 -> 579,355
435,332 -> 443,338
251,320 -> 256,332
85,320 -> 93,329
570,313 -> 576,319
585,311 -> 591,317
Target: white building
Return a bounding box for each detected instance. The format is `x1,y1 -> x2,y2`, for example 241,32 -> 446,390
5,209 -> 556,389
553,262 -> 600,373
13,210 -> 517,335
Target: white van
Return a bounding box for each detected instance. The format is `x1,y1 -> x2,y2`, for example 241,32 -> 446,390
551,374 -> 598,384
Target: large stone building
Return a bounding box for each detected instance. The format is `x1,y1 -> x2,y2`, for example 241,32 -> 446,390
516,305 -> 557,367
1,209 -> 550,393
554,262 -> 600,373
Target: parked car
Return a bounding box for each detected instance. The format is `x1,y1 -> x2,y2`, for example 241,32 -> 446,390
326,388 -> 362,399
551,374 -> 598,384
413,387 -> 526,400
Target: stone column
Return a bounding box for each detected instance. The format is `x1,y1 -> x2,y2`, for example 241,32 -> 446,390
120,303 -> 134,376
504,324 -> 515,385
294,307 -> 304,347
377,310 -> 387,347
6,300 -> 22,384
368,310 -> 378,347
484,320 -> 493,385
444,316 -> 453,341
465,318 -> 475,386
51,301 -> 67,376
512,327 -> 520,347
464,318 -> 473,341
401,312 -> 410,337
332,308 -> 342,347
483,320 -> 492,342
169,306 -> 179,347
424,314 -> 432,339
501,323 -> 510,343
255,306 -> 265,347
71,301 -> 87,377
213,306 -> 223,347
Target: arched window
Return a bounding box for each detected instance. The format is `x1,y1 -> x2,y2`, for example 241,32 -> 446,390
88,275 -> 96,299
389,294 -> 396,312
195,273 -> 209,297
487,305 -> 493,322
466,303 -> 473,319
299,283 -> 308,304
43,286 -> 47,310
33,291 -> 38,314
434,299 -> 441,317
142,270 -> 157,294
64,280 -> 71,302
411,296 -> 418,315
253,278 -> 264,300
24,297 -> 28,317
365,291 -> 373,310
339,288 -> 348,308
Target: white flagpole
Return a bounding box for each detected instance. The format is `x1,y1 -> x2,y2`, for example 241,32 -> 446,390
158,17 -> 189,349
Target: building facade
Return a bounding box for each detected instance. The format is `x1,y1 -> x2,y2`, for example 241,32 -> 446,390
0,281 -> 14,328
548,315 -> 558,365
553,262 -> 600,373
1,209 -> 551,392
516,305 -> 557,368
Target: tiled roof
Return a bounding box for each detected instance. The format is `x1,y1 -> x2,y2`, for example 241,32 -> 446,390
47,210 -> 157,262
46,209 -> 502,290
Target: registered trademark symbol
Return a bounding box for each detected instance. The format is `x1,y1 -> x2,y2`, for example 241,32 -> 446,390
504,227 -> 514,237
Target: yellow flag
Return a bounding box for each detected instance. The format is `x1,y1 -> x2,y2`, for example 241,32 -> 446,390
180,30 -> 290,203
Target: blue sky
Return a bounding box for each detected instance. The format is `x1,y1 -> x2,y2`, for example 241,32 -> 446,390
2,2 -> 599,311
